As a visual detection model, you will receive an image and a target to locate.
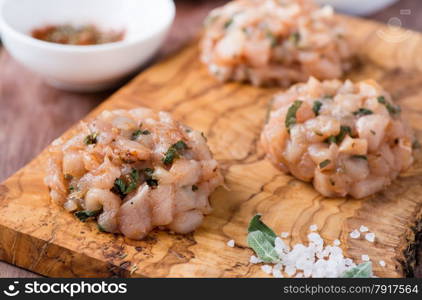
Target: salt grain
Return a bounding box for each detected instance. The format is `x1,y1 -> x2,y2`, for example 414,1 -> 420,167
344,258 -> 353,266
272,268 -> 283,278
261,265 -> 273,274
359,225 -> 369,233
365,233 -> 375,243
249,255 -> 262,264
226,240 -> 235,247
361,254 -> 370,262
333,239 -> 341,246
285,265 -> 297,276
303,268 -> 312,278
281,232 -> 289,238
350,229 -> 360,239
309,224 -> 318,231
308,232 -> 323,245
275,237 -> 288,251
379,260 -> 386,267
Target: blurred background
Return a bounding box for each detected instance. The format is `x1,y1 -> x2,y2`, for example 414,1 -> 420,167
0,0 -> 421,277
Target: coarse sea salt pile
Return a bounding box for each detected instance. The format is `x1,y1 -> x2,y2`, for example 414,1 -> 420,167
251,230 -> 358,278
248,225 -> 385,278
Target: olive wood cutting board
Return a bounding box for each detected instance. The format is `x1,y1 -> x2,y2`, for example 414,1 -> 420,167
1,16 -> 422,278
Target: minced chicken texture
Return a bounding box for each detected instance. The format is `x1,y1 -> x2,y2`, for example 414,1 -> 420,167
45,108 -> 223,240
261,77 -> 415,198
200,0 -> 353,86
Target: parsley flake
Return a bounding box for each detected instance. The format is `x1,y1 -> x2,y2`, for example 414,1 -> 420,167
353,108 -> 373,117
351,155 -> 367,160
325,126 -> 352,144
319,159 -> 331,169
84,132 -> 98,145
377,96 -> 401,115
131,129 -> 151,140
74,210 -> 102,222
112,169 -> 141,198
285,100 -> 303,133
312,100 -> 323,116
162,141 -> 189,166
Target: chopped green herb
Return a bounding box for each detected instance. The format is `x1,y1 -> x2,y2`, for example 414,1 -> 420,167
337,126 -> 352,144
319,159 -> 331,169
377,96 -> 400,115
64,174 -> 73,181
126,169 -> 140,194
112,169 -> 141,197
69,185 -> 75,193
351,155 -> 367,160
312,100 -> 323,116
412,140 -> 421,150
204,14 -> 219,27
143,168 -> 158,188
325,126 -> 352,144
285,100 -> 303,133
289,32 -> 300,45
146,179 -> 158,188
143,168 -> 154,177
163,149 -> 178,166
162,140 -> 189,166
84,132 -> 98,145
326,136 -> 337,144
173,140 -> 189,152
131,129 -> 150,140
131,130 -> 142,140
314,131 -> 323,137
192,185 -> 199,191
97,224 -> 107,232
224,19 -> 233,29
74,210 -> 102,222
112,178 -> 127,197
353,108 -> 373,117
341,262 -> 373,278
266,31 -> 277,47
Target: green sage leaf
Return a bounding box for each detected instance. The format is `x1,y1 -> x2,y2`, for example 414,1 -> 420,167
248,214 -> 277,246
341,262 -> 373,278
247,231 -> 280,263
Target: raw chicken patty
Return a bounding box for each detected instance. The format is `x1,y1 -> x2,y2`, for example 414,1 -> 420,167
201,0 -> 353,86
45,108 -> 223,240
261,77 -> 415,198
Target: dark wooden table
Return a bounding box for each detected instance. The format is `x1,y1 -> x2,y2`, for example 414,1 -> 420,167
0,0 -> 421,278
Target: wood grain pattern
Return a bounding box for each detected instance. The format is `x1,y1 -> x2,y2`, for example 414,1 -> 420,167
0,0 -> 228,278
1,15 -> 422,278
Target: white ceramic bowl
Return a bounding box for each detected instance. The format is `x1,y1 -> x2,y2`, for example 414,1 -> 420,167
0,0 -> 175,92
316,0 -> 398,16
